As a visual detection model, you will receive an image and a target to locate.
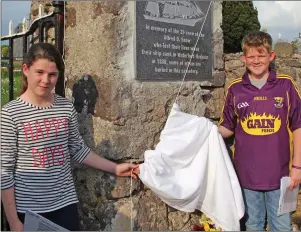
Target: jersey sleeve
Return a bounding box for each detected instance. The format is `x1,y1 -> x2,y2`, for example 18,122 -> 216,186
68,106 -> 91,163
1,107 -> 17,189
288,79 -> 301,131
219,86 -> 237,132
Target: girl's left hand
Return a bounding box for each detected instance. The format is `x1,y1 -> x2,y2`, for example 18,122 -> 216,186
115,163 -> 140,179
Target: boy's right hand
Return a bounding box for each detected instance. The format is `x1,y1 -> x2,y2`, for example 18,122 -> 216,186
10,219 -> 23,231
289,168 -> 301,190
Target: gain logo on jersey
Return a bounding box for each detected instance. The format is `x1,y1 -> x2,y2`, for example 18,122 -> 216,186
241,112 -> 281,135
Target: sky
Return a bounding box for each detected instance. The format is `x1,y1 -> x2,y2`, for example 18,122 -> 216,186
253,1 -> 301,43
1,1 -> 31,38
1,1 -> 301,44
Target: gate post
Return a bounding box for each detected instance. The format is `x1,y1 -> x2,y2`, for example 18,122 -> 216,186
52,1 -> 65,97
8,38 -> 14,101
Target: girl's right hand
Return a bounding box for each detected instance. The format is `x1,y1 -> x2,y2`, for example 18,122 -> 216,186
10,219 -> 24,231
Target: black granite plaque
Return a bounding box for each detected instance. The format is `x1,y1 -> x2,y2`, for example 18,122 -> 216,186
136,1 -> 212,81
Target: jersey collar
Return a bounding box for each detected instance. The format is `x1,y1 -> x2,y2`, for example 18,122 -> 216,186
242,68 -> 276,85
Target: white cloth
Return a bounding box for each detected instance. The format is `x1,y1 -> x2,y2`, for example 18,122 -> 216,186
139,103 -> 245,231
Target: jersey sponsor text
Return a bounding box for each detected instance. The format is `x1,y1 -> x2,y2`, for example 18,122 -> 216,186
241,112 -> 281,135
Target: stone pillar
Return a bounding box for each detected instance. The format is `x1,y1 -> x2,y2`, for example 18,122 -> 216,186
62,1 -> 224,230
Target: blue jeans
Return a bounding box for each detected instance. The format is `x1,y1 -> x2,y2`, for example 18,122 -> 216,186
242,188 -> 292,231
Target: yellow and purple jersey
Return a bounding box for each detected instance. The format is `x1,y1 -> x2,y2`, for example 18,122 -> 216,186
219,70 -> 301,190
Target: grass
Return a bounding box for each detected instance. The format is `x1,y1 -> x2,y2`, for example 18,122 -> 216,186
1,70 -> 22,107
1,60 -> 23,107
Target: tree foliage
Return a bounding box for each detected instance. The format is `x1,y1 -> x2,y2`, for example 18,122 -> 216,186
1,45 -> 9,57
221,1 -> 261,53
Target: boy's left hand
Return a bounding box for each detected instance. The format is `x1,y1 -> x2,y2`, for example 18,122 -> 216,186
115,163 -> 140,179
289,168 -> 301,190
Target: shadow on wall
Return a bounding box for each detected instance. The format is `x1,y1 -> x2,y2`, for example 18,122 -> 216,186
72,74 -> 99,115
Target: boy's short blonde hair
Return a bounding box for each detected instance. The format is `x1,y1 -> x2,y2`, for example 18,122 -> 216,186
241,31 -> 273,54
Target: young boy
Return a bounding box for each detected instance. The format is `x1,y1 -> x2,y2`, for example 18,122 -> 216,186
218,31 -> 301,231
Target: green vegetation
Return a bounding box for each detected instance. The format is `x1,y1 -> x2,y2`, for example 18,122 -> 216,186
221,1 -> 261,53
1,45 -> 9,57
1,70 -> 22,107
1,59 -> 23,107
14,61 -> 23,69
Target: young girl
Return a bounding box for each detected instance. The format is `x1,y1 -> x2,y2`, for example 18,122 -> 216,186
1,43 -> 139,231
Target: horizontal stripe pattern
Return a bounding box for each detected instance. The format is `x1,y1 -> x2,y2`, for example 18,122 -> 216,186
1,95 -> 90,213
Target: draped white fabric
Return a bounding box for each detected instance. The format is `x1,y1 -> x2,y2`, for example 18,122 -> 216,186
139,103 -> 245,231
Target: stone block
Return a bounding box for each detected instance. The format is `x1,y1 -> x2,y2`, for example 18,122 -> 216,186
168,211 -> 190,231
135,190 -> 168,230
274,42 -> 293,56
213,70 -> 226,86
284,60 -> 301,68
203,87 -> 225,119
95,173 -> 140,199
225,59 -> 244,71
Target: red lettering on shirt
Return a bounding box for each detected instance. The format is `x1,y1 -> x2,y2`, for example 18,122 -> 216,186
35,120 -> 44,140
31,145 -> 65,167
49,146 -> 56,166
52,118 -> 60,136
22,122 -> 34,142
42,146 -> 50,166
22,117 -> 68,142
57,145 -> 65,165
44,119 -> 52,137
32,148 -> 43,167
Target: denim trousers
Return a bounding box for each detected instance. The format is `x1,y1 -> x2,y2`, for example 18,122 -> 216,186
242,188 -> 292,231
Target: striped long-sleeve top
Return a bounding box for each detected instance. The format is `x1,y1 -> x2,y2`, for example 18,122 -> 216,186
1,94 -> 91,213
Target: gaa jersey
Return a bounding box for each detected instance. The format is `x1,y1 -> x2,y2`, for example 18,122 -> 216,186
219,70 -> 301,190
